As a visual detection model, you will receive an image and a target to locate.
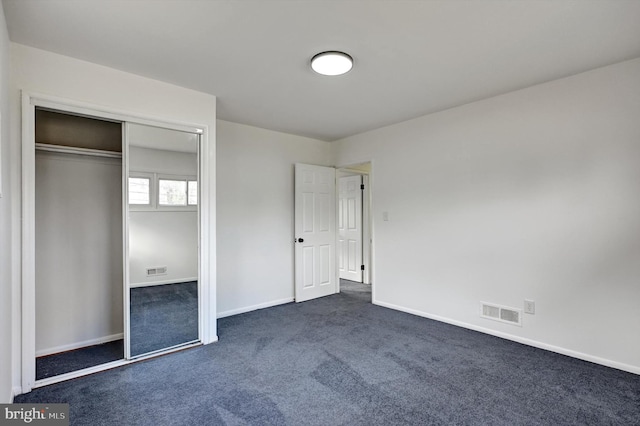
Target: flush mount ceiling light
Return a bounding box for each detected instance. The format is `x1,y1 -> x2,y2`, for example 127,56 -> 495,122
310,51 -> 353,76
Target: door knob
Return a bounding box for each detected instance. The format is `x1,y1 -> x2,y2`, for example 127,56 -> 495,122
297,238 -> 304,243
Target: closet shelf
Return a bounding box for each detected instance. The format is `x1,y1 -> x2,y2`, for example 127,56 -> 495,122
35,143 -> 122,159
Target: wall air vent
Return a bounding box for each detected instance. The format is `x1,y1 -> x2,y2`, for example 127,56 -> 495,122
146,266 -> 167,277
480,302 -> 522,326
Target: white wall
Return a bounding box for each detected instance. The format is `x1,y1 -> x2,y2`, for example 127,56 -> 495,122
129,146 -> 198,286
129,211 -> 197,285
216,120 -> 331,317
35,152 -> 122,355
0,3 -> 12,403
333,58 -> 640,373
9,43 -> 217,392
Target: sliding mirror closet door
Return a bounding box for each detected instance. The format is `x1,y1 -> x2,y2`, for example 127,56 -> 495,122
126,123 -> 200,358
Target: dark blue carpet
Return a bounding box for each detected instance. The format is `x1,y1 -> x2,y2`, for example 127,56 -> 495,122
36,281 -> 198,380
130,281 -> 199,356
16,281 -> 640,425
36,340 -> 123,380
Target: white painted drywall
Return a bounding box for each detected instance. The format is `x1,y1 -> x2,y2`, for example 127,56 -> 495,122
128,146 -> 198,286
216,120 -> 331,317
129,211 -> 197,286
9,43 -> 217,392
129,146 -> 197,176
333,58 -> 640,373
35,151 -> 123,354
0,3 -> 13,403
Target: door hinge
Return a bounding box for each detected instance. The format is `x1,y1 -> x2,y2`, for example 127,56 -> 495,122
361,265 -> 365,271
360,184 -> 365,190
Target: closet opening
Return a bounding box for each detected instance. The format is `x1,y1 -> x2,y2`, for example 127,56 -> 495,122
34,108 -> 124,380
22,93 -> 210,394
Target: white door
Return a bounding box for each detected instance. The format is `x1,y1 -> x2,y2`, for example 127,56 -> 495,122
338,175 -> 363,282
294,163 -> 337,302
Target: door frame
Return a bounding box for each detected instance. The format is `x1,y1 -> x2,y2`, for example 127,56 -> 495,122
337,174 -> 364,283
336,161 -> 374,291
362,174 -> 371,285
20,92 -> 213,393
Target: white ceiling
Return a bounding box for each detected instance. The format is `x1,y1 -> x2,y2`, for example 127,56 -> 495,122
4,0 -> 640,141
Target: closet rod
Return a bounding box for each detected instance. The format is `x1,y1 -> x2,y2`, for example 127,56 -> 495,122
35,143 -> 122,159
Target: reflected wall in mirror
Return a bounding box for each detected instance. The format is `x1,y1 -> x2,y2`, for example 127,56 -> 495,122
126,123 -> 200,358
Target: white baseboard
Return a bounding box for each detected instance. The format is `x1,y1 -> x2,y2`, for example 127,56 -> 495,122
217,297 -> 294,319
10,386 -> 21,402
33,359 -> 131,390
130,277 -> 198,288
374,299 -> 640,376
36,333 -> 124,357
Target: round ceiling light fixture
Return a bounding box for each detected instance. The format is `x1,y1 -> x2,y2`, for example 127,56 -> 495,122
311,51 -> 353,76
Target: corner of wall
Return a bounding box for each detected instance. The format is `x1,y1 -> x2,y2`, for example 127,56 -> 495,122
0,0 -> 14,403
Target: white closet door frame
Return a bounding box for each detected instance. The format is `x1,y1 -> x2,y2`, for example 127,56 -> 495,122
20,92 -> 214,393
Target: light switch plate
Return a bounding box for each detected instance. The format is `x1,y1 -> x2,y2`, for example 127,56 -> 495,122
524,300 -> 535,314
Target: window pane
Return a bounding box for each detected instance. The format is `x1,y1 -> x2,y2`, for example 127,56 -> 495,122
159,179 -> 187,206
129,177 -> 150,205
188,181 -> 198,205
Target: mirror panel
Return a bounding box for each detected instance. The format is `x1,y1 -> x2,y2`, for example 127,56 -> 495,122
126,123 -> 199,357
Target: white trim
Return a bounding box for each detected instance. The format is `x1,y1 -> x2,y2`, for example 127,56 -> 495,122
21,92 -> 36,394
130,277 -> 198,288
131,341 -> 205,361
334,167 -> 340,295
149,207 -> 198,212
369,160 -> 376,300
196,124 -> 215,344
36,333 -> 124,357
362,174 -> 371,285
0,111 -> 3,197
11,387 -> 21,402
33,360 -> 131,389
373,299 -> 640,376
217,298 -> 294,319
122,124 -> 131,360
35,143 -> 122,159
128,340 -> 199,360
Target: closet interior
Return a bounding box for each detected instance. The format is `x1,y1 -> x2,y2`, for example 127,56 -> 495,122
34,109 -> 124,379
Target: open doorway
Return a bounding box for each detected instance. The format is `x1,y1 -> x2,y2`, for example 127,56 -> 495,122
337,162 -> 372,300
293,161 -> 373,304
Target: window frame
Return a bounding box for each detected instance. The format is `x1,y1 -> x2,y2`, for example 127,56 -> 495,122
156,173 -> 197,211
128,171 -> 197,211
128,171 -> 155,211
